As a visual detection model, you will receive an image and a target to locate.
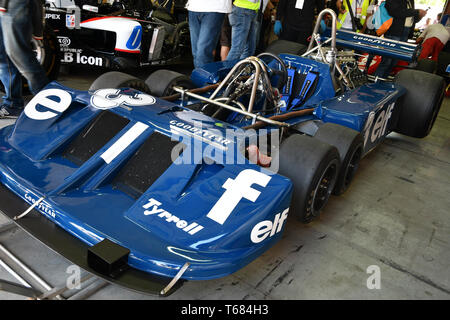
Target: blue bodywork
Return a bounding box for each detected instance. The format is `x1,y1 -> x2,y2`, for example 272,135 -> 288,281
189,53 -> 406,156
322,28 -> 419,62
0,38 -> 411,284
0,82 -> 293,280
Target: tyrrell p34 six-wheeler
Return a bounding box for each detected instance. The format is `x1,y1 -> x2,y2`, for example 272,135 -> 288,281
0,10 -> 445,296
0,83 -> 293,295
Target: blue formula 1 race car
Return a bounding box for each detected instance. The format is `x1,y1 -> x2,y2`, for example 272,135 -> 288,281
110,9 -> 444,219
0,9 -> 444,296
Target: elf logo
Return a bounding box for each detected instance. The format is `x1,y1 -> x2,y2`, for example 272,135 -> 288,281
207,169 -> 272,225
363,102 -> 395,147
251,208 -> 289,243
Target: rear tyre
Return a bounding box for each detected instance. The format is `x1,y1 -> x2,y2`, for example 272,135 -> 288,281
314,123 -> 363,195
437,51 -> 450,77
394,69 -> 445,138
145,69 -> 195,97
36,24 -> 61,81
89,71 -> 150,93
111,57 -> 138,70
416,58 -> 437,73
279,134 -> 340,223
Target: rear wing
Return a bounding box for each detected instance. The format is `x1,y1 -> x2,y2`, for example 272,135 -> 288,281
321,28 -> 419,62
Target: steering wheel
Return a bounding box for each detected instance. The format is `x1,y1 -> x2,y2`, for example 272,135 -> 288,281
256,52 -> 288,91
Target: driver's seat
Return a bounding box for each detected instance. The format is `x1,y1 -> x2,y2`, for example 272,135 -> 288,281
281,69 -> 320,110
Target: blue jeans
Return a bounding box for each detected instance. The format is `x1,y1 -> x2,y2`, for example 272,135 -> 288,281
189,11 -> 225,69
0,18 -> 23,108
0,0 -> 48,96
226,6 -> 259,61
374,28 -> 410,78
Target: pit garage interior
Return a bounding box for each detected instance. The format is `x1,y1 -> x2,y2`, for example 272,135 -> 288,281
1,2 -> 450,301
0,66 -> 449,300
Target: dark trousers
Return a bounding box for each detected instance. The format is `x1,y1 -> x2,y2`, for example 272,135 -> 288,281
280,24 -> 311,46
374,28 -> 411,78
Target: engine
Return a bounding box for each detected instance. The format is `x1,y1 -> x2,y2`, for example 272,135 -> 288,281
336,50 -> 368,89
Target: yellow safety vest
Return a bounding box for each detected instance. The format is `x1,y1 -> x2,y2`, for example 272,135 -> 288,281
337,0 -> 370,32
233,0 -> 261,11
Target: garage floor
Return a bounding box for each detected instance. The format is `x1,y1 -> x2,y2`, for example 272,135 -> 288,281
0,67 -> 449,300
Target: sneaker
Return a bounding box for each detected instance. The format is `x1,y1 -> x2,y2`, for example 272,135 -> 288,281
0,105 -> 23,119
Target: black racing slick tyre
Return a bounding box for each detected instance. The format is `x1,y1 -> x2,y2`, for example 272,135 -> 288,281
145,69 -> 195,97
111,57 -> 139,70
437,51 -> 450,77
265,40 -> 307,56
279,134 -> 340,223
394,69 -> 445,138
89,71 -> 151,93
314,123 -> 363,195
35,24 -> 60,81
416,58 -> 437,74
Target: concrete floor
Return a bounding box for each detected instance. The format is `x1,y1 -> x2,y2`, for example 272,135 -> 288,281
0,67 -> 449,300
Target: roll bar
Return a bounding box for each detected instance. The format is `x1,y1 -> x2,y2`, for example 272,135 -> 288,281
307,8 -> 337,53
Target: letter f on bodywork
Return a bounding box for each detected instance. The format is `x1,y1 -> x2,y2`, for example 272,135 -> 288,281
207,169 -> 272,225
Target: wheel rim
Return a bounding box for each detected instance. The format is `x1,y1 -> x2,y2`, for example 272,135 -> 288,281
343,145 -> 362,190
307,159 -> 339,219
31,38 -> 45,65
126,80 -> 151,94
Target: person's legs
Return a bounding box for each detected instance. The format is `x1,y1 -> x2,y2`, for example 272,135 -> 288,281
255,13 -> 268,54
374,35 -> 402,78
431,40 -> 445,61
419,37 -> 445,61
0,19 -> 24,110
220,14 -> 232,60
374,28 -> 410,78
295,28 -> 311,46
240,10 -> 259,59
226,6 -> 253,61
280,24 -> 309,45
188,11 -> 201,67
194,12 -> 224,68
419,38 -> 435,60
373,55 -> 396,78
280,24 -> 299,42
2,0 -> 49,95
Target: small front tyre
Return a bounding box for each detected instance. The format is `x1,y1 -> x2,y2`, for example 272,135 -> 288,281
89,71 -> 150,93
314,123 -> 363,195
145,69 -> 195,97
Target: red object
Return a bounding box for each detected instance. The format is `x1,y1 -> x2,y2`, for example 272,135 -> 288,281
419,37 -> 445,61
358,53 -> 382,74
445,84 -> 450,97
358,53 -> 410,75
391,60 -> 409,74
